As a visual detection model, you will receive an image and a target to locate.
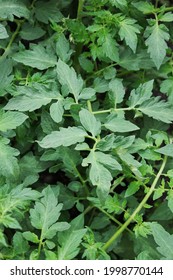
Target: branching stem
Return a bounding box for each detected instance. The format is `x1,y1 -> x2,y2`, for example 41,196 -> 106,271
102,155 -> 168,251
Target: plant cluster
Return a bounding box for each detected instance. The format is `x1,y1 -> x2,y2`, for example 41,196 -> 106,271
0,0 -> 173,260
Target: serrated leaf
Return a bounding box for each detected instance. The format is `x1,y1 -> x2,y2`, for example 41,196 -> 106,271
79,109 -> 101,137
34,0 -> 63,24
0,24 -> 8,39
159,12 -> 173,22
20,23 -> 46,41
101,33 -> 119,62
50,101 -> 64,123
30,186 -> 70,240
125,181 -> 140,198
150,223 -> 173,259
132,1 -> 155,14
0,138 -> 19,177
39,127 -> 87,148
138,98 -> 173,123
56,34 -> 72,62
160,78 -> 173,103
109,0 -> 127,7
129,80 -> 154,107
156,144 -> 173,156
0,59 -> 13,96
0,0 -> 30,21
0,110 -> 28,131
13,45 -> 57,70
109,79 -> 125,105
145,23 -> 169,69
119,18 -> 140,52
57,59 -> 83,103
4,85 -> 58,112
104,115 -> 139,133
13,232 -> 29,255
58,215 -> 86,260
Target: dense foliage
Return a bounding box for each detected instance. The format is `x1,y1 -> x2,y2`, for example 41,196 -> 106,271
0,0 -> 173,260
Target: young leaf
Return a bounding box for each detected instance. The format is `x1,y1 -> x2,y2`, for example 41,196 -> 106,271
101,33 -> 119,62
145,23 -> 169,69
30,186 -> 70,240
79,108 -> 101,137
57,59 -> 83,103
119,18 -> 140,53
0,0 -> 30,21
150,223 -> 173,259
13,45 -> 57,70
38,127 -> 87,148
58,215 -> 87,260
0,110 -> 28,131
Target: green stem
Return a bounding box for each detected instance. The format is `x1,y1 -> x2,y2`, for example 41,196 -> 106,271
0,21 -> 21,61
102,155 -> 168,251
77,0 -> 85,20
97,207 -> 133,234
93,107 -> 132,115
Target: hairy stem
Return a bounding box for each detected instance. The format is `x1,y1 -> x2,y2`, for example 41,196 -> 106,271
102,155 -> 168,251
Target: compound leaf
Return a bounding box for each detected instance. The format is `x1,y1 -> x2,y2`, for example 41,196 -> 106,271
145,23 -> 169,69
30,186 -> 70,240
0,0 -> 30,21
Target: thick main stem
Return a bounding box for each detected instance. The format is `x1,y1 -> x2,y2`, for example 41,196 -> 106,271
102,156 -> 168,251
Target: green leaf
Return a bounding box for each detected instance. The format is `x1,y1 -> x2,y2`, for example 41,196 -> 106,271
138,98 -> 173,123
104,115 -> 139,133
34,0 -> 63,23
119,18 -> 140,53
145,23 -> 169,69
57,59 -> 83,103
109,0 -> 127,7
132,1 -> 155,14
160,78 -> 173,103
79,109 -> 101,137
82,151 -> 121,200
159,12 -> 173,22
156,144 -> 173,157
20,23 -> 46,41
125,181 -> 140,198
129,80 -> 154,107
101,33 -> 119,62
167,190 -> 173,213
38,127 -> 87,148
56,34 -> 72,62
0,59 -> 13,96
0,24 -> 8,39
13,45 -> 57,70
0,110 -> 28,131
109,79 -> 125,105
30,186 -> 70,240
0,0 -> 30,21
23,231 -> 39,243
79,88 -> 96,100
0,138 -> 19,177
13,232 -> 29,255
58,214 -> 87,260
4,85 -> 58,112
50,101 -> 64,123
150,223 -> 173,259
